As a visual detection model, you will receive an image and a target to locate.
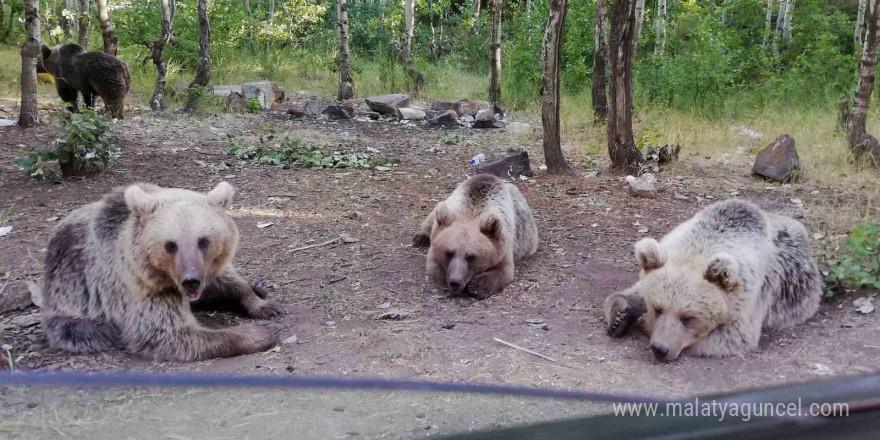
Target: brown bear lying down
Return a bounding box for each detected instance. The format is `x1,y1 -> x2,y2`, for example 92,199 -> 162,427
40,182 -> 285,361
605,199 -> 822,362
415,174 -> 538,299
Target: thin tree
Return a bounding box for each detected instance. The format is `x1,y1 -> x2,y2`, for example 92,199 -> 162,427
654,0 -> 667,55
77,0 -> 89,48
843,0 -> 880,165
856,0 -> 867,48
773,0 -> 786,55
19,0 -> 40,128
149,0 -> 173,110
591,0 -> 608,122
95,0 -> 117,55
0,0 -> 5,42
540,0 -> 573,174
184,0 -> 211,113
631,0 -> 644,56
762,0 -> 772,47
488,0 -> 501,107
62,0 -> 73,37
265,0 -> 274,53
337,0 -> 354,100
607,0 -> 643,173
470,0 -> 481,34
782,0 -> 794,44
402,0 -> 425,91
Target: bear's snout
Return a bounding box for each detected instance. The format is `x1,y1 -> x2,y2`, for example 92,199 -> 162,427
182,277 -> 201,293
650,342 -> 670,361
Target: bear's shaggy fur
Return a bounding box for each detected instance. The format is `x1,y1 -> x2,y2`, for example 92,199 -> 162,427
604,199 -> 822,361
414,174 -> 538,299
40,182 -> 286,361
40,43 -> 131,119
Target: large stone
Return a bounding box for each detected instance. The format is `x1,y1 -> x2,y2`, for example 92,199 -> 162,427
212,84 -> 242,97
324,104 -> 355,120
473,108 -> 505,129
396,107 -> 426,121
431,101 -> 457,111
853,132 -> 880,167
304,100 -> 324,117
242,81 -> 282,109
224,92 -> 247,114
365,94 -> 410,115
427,110 -> 460,127
752,135 -> 800,182
454,99 -> 490,116
475,152 -> 533,178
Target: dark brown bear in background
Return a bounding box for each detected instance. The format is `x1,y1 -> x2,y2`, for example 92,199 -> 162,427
39,43 -> 131,119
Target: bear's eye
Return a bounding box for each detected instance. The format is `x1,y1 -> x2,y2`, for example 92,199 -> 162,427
653,305 -> 664,315
680,315 -> 695,326
198,237 -> 210,250
445,251 -> 455,260
165,241 -> 178,254
465,254 -> 476,263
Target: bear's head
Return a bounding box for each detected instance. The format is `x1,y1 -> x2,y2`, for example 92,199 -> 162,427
428,207 -> 503,295
633,238 -> 740,362
39,43 -> 84,77
124,182 -> 238,302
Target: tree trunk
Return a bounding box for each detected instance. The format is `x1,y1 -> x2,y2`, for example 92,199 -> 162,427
782,0 -> 794,44
265,0 -> 274,53
591,0 -> 608,122
773,0 -> 786,55
540,0 -> 573,174
721,0 -> 728,24
0,0 -> 5,42
95,0 -> 117,55
243,0 -> 250,15
470,0 -> 481,34
847,0 -> 880,141
607,0 -> 643,173
337,0 -> 354,100
488,0 -> 501,107
62,0 -> 73,38
19,0 -> 40,128
856,0 -> 867,48
402,0 -> 425,92
77,0 -> 89,48
184,0 -> 211,113
762,0 -> 772,47
631,0 -> 644,57
149,0 -> 172,111
654,0 -> 666,55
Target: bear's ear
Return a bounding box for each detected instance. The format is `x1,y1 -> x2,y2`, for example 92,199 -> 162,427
124,185 -> 158,217
206,181 -> 235,209
480,216 -> 502,240
704,253 -> 740,292
434,205 -> 452,229
634,238 -> 665,272
41,44 -> 51,59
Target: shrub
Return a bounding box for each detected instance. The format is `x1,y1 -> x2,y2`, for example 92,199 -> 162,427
13,110 -> 117,181
824,221 -> 880,297
227,137 -> 400,169
246,97 -> 262,113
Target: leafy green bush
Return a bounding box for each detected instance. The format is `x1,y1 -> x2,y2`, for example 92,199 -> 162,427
13,110 -> 117,181
438,132 -> 474,146
227,137 -> 400,170
246,97 -> 262,113
824,221 -> 880,297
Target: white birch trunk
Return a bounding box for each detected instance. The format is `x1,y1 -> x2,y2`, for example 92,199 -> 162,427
857,0 -> 867,48
782,0 -> 794,44
762,0 -> 772,47
632,0 -> 644,56
654,0 -> 666,55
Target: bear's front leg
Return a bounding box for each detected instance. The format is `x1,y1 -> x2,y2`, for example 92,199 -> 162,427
203,266 -> 287,319
604,287 -> 647,337
154,323 -> 282,362
56,83 -> 79,113
468,261 -> 515,300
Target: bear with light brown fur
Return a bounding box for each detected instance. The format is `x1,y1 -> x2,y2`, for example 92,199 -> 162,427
41,182 -> 285,361
605,199 -> 822,362
414,174 -> 538,299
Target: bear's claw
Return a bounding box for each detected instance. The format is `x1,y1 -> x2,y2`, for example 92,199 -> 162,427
607,303 -> 639,338
250,279 -> 272,299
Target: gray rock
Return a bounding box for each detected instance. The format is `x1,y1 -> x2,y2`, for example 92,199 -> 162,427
303,100 -> 324,117
396,107 -> 426,121
454,99 -> 490,116
752,135 -> 800,182
324,104 -> 355,120
674,193 -> 689,201
853,132 -> 880,167
11,312 -> 41,328
365,94 -> 410,115
212,84 -> 242,97
427,110 -> 460,127
224,92 -> 247,114
627,174 -> 658,198
475,152 -> 533,178
242,81 -> 281,109
505,121 -> 531,134
473,109 -> 505,129
431,101 -> 456,111
462,115 -> 475,123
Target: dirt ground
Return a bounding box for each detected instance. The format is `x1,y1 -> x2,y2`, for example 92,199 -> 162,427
1,103 -> 879,439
